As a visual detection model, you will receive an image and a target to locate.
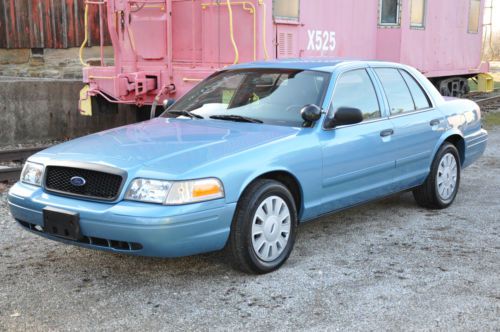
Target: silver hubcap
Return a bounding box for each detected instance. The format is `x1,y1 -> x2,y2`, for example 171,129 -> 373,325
436,153 -> 458,201
251,196 -> 291,262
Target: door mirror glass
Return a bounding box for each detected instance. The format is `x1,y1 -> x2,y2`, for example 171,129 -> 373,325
325,107 -> 363,128
300,104 -> 322,126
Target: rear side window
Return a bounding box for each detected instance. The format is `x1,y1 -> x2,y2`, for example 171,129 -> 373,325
329,69 -> 381,121
375,68 -> 415,115
399,70 -> 431,110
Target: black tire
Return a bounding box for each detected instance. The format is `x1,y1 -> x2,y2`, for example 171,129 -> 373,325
413,142 -> 461,209
228,179 -> 298,274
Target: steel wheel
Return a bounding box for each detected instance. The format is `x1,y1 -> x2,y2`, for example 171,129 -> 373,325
413,142 -> 461,209
436,152 -> 458,201
229,179 -> 297,274
251,196 -> 291,262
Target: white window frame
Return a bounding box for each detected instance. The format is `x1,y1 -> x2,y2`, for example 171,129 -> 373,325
410,0 -> 427,29
378,0 -> 402,27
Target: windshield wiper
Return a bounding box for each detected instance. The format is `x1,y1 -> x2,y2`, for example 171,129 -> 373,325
209,114 -> 263,124
166,110 -> 204,119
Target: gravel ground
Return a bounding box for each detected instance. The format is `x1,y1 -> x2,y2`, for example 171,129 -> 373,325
0,130 -> 499,331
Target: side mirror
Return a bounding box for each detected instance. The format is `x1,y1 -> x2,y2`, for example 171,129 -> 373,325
325,107 -> 363,129
300,104 -> 322,127
163,99 -> 176,111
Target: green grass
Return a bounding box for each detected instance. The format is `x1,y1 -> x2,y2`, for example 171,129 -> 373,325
483,112 -> 500,129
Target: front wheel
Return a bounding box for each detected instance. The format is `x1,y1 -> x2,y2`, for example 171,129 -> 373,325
228,179 -> 298,274
413,142 -> 461,209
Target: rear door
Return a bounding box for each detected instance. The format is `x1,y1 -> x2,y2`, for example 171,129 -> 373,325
372,67 -> 444,191
319,68 -> 396,213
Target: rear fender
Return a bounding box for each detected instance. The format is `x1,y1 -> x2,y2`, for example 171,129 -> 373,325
430,129 -> 464,167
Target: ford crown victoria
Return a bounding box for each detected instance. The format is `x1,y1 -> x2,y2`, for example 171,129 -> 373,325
8,60 -> 488,273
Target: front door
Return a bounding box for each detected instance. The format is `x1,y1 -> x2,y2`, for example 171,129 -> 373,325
320,68 -> 396,213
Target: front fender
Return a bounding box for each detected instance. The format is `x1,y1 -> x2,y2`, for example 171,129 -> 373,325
236,166 -> 297,200
233,164 -> 322,221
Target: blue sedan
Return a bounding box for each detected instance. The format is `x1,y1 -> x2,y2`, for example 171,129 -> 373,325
8,60 -> 488,273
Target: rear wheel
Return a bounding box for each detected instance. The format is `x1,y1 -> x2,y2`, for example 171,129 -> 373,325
228,179 -> 298,274
413,142 -> 461,209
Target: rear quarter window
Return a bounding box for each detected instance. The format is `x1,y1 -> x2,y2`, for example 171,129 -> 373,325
399,70 -> 432,110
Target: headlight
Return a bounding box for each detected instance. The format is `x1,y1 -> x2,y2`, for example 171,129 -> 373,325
20,162 -> 44,186
124,179 -> 172,204
125,178 -> 224,205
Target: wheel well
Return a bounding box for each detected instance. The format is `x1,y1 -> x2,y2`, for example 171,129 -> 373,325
251,171 -> 303,215
445,135 -> 465,166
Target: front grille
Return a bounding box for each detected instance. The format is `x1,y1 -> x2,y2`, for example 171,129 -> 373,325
17,220 -> 143,251
45,166 -> 123,200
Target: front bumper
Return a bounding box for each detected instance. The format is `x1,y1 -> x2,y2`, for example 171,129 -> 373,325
8,182 -> 237,257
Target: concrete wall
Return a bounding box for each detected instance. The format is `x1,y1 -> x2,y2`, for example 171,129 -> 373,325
0,78 -> 137,146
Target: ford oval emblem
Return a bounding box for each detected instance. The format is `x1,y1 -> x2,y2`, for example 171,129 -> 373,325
70,176 -> 86,187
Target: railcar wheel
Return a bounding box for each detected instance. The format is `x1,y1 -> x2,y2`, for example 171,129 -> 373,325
228,179 -> 298,274
413,143 -> 461,209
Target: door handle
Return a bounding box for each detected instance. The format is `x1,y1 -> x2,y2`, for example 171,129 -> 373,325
430,119 -> 441,126
380,129 -> 394,137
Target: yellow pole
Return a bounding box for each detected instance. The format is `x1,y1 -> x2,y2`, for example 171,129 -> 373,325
79,3 -> 90,67
259,0 -> 270,60
226,0 -> 239,64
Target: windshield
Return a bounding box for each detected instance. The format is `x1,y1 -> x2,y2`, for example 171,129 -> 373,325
163,69 -> 330,127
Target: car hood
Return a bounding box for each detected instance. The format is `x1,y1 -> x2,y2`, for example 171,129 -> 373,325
34,118 -> 300,176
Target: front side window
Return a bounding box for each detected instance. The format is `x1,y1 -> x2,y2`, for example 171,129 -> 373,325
410,0 -> 426,28
468,0 -> 481,33
165,69 -> 330,127
273,0 -> 300,21
379,0 -> 401,26
375,68 -> 415,115
328,69 -> 381,122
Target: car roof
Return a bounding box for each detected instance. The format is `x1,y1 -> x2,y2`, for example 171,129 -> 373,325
226,58 -> 405,72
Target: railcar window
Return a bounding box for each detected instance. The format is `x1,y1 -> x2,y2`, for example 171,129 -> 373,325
379,0 -> 401,26
399,70 -> 431,110
375,68 -> 415,115
273,0 -> 300,21
468,0 -> 481,33
329,69 -> 381,121
410,0 -> 426,28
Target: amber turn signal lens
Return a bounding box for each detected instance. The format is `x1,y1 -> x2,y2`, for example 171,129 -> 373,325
192,182 -> 222,197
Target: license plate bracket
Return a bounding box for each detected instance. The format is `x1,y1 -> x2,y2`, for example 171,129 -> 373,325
43,207 -> 81,241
